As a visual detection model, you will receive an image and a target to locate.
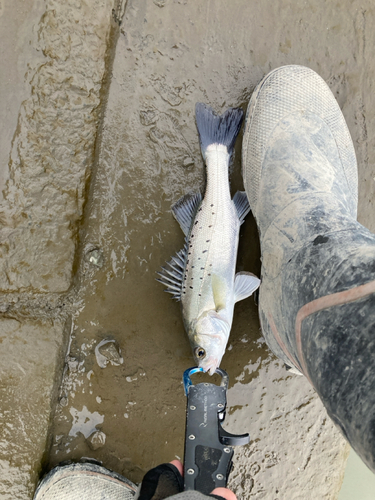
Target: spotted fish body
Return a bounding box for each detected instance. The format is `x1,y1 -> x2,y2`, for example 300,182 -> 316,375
158,103 -> 260,374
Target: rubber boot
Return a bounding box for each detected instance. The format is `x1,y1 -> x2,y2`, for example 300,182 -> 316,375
33,462 -> 137,499
242,65 -> 375,472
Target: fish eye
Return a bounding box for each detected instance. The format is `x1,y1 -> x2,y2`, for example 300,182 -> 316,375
194,347 -> 206,359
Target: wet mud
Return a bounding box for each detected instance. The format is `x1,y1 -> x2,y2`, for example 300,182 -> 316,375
2,0 -> 375,498
47,0 -> 362,497
48,99 -> 262,482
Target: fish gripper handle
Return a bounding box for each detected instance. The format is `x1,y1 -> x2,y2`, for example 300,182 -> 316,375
182,367 -> 250,494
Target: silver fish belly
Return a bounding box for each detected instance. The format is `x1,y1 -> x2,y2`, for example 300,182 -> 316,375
157,103 -> 260,374
182,145 -> 239,329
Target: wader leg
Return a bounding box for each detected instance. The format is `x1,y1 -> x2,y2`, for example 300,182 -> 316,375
242,64 -> 375,471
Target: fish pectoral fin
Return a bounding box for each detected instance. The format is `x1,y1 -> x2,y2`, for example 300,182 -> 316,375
200,310 -> 231,338
212,274 -> 227,312
233,191 -> 251,225
234,272 -> 260,303
171,192 -> 202,236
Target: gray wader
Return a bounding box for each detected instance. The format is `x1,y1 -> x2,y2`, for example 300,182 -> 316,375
242,64 -> 375,472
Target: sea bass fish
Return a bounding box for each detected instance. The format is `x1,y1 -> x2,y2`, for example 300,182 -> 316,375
158,103 -> 260,374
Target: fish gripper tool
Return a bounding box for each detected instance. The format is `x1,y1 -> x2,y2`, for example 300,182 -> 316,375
182,367 -> 250,494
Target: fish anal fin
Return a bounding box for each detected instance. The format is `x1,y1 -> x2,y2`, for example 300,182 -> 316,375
172,192 -> 202,236
234,272 -> 260,303
233,191 -> 251,224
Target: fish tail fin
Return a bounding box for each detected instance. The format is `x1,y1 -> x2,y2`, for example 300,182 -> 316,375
195,103 -> 243,157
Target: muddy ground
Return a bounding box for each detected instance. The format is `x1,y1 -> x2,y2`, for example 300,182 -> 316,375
2,0 -> 375,498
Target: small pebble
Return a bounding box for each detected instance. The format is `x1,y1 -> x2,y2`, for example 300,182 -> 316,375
87,248 -> 104,268
95,339 -> 123,368
88,431 -> 106,450
183,157 -> 194,167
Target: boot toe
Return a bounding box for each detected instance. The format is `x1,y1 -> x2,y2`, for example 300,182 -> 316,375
242,65 -> 358,219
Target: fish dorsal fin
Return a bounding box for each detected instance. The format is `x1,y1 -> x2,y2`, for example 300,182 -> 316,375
212,274 -> 227,311
172,192 -> 202,236
156,239 -> 188,301
232,191 -> 251,225
234,272 -> 260,303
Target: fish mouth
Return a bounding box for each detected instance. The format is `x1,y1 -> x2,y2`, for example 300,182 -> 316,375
198,355 -> 220,376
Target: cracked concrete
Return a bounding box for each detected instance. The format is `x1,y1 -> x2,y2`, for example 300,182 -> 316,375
0,0 -> 114,293
1,0 -> 375,498
0,318 -> 66,500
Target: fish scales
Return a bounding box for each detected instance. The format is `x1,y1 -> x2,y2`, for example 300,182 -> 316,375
157,103 -> 260,374
183,145 -> 239,321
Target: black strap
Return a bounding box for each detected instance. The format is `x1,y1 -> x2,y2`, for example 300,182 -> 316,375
138,463 -> 184,500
